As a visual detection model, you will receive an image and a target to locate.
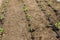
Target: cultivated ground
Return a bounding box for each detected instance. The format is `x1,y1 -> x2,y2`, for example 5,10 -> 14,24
0,0 -> 60,40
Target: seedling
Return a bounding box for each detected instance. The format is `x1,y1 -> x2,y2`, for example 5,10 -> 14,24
3,0 -> 8,8
0,14 -> 5,20
30,26 -> 33,31
5,0 -> 8,3
42,4 -> 45,7
48,13 -> 51,16
47,23 -> 59,31
48,1 -> 53,5
0,27 -> 3,33
55,22 -> 60,29
29,26 -> 35,32
46,10 -> 51,16
41,3 -> 46,9
26,14 -> 31,20
23,6 -> 28,11
2,8 -> 6,14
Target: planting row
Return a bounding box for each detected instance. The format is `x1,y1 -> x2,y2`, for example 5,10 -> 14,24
22,0 -> 59,40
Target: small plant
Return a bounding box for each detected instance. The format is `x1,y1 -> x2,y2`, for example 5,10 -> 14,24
0,27 -> 3,33
30,26 -> 33,31
29,26 -> 35,32
3,0 -> 8,8
2,8 -> 6,14
55,22 -> 60,29
0,14 -> 5,20
42,5 -> 45,7
40,3 -> 46,10
26,14 -> 31,19
48,1 -> 53,5
5,0 -> 8,3
47,13 -> 51,16
23,6 -> 28,11
46,10 -> 51,16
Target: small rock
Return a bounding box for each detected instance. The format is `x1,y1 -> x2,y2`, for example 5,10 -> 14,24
57,0 -> 60,2
3,34 -> 5,36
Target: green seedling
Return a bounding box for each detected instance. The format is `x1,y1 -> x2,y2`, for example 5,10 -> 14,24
0,14 -> 5,20
0,27 -> 3,33
2,9 -> 5,14
29,26 -> 35,32
48,13 -> 51,16
26,14 -> 31,19
30,26 -> 33,31
3,3 -> 7,8
41,2 -> 45,7
4,3 -> 8,8
5,0 -> 8,3
48,1 -> 53,5
23,6 -> 28,11
2,8 -> 6,14
47,10 -> 51,16
55,22 -> 60,29
2,0 -> 8,11
41,4 -> 46,10
41,5 -> 45,8
2,0 -> 8,14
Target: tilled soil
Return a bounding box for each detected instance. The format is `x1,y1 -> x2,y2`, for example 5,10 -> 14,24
2,0 -> 31,40
0,0 -> 60,40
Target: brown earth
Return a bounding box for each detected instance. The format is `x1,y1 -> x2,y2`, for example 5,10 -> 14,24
0,0 -> 60,40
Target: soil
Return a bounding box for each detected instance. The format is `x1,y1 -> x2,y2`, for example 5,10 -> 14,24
0,0 -> 60,40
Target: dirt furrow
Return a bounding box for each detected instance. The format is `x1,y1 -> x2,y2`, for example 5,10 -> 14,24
2,0 -> 31,40
22,0 -> 58,40
36,0 -> 58,23
45,0 -> 60,21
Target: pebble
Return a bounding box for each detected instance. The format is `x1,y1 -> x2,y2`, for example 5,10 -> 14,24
57,0 -> 60,2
